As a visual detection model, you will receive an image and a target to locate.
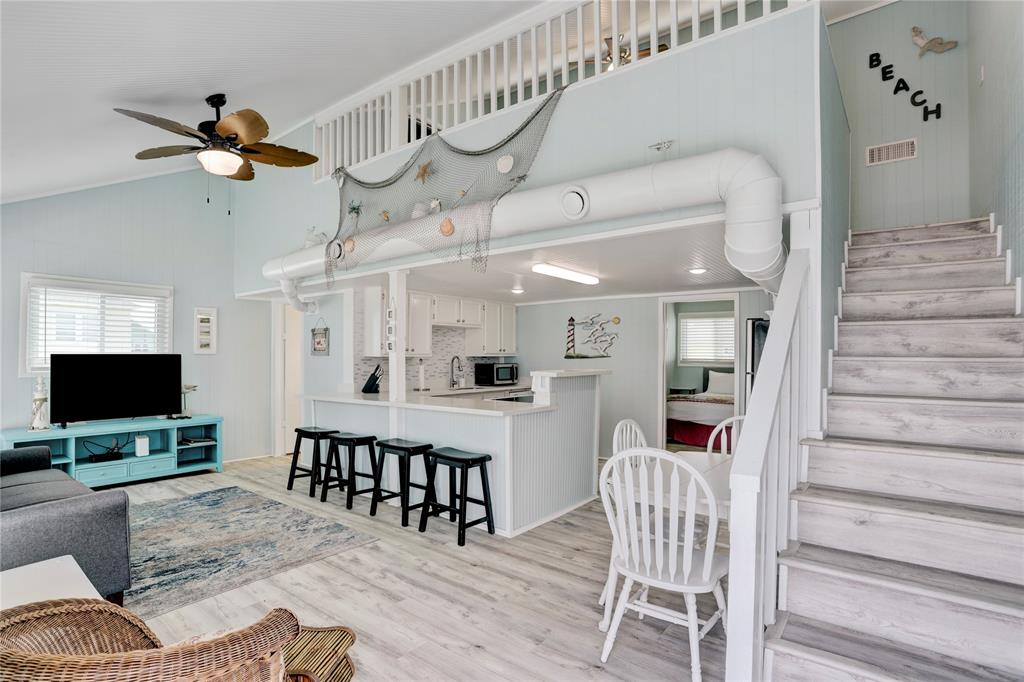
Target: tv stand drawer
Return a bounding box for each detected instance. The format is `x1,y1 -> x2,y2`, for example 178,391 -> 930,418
129,456 -> 176,477
75,462 -> 129,486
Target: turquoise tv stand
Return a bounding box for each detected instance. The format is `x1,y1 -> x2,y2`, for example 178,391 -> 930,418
0,415 -> 222,487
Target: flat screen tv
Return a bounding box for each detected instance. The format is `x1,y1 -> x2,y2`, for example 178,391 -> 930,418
50,353 -> 182,425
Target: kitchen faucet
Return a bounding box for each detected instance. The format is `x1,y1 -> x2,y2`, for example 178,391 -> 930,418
450,355 -> 463,389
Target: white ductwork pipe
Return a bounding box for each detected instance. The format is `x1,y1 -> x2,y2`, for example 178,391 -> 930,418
280,278 -> 318,314
264,147 -> 786,301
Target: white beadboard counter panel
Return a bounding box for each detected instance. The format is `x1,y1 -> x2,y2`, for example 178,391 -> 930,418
307,400 -> 390,478
510,375 -> 600,532
306,392 -> 553,417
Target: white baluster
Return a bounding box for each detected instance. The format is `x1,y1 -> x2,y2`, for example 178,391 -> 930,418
545,20 -> 553,93
441,66 -> 449,129
593,0 -> 602,74
576,6 -> 585,80
530,26 -> 538,98
649,0 -> 657,56
516,32 -> 524,103
560,13 -> 569,86
629,0 -> 639,63
713,0 -> 722,33
477,51 -> 485,115
738,0 -> 746,25
430,71 -> 438,131
611,0 -> 620,69
465,56 -> 473,121
670,0 -> 679,48
692,0 -> 700,41
490,45 -> 498,112
763,0 -> 772,17
503,39 -> 511,106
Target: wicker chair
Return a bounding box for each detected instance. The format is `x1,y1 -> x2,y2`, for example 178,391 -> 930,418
0,598 -> 300,682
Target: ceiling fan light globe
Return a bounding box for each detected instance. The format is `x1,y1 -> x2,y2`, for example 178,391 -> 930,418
197,149 -> 244,176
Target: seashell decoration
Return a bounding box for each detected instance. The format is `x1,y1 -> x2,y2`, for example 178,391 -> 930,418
496,154 -> 515,174
439,217 -> 455,237
343,237 -> 356,253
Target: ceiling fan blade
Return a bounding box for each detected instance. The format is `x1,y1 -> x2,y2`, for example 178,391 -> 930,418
134,145 -> 204,160
216,109 -> 270,145
240,142 -> 318,168
114,108 -> 208,141
228,158 -> 255,181
635,44 -> 670,59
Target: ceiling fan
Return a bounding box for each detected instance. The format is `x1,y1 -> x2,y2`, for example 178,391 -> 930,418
591,35 -> 670,68
114,94 -> 317,181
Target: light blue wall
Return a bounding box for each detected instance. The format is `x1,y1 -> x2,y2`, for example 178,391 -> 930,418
820,9 -> 852,386
967,0 -> 1024,280
232,5 -> 820,294
0,171 -> 273,461
828,1 -> 971,230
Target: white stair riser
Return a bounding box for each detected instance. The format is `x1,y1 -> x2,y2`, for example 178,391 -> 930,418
782,565 -> 1024,672
827,397 -> 1024,452
838,320 -> 1024,357
851,220 -> 991,247
841,288 -> 1016,321
795,499 -> 1024,585
848,236 -> 998,268
770,649 -> 890,682
831,358 -> 1024,400
807,444 -> 1024,512
845,260 -> 1006,293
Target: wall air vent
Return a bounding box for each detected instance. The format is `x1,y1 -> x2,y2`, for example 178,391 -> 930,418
865,138 -> 918,166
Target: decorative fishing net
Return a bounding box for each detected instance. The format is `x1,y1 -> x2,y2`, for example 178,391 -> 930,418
324,88 -> 563,282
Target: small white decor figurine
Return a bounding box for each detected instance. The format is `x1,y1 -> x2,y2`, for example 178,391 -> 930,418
29,376 -> 50,431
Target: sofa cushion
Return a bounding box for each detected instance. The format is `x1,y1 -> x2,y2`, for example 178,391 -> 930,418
1,469 -> 76,489
0,474 -> 92,511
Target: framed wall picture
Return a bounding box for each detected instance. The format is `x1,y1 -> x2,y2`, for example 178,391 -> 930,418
193,307 -> 217,354
311,323 -> 330,356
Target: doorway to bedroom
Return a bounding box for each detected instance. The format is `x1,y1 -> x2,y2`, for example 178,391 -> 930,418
658,293 -> 740,453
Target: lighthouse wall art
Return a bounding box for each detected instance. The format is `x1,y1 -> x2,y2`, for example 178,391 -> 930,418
564,313 -> 621,359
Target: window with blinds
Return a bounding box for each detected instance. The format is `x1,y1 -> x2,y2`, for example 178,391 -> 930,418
21,274 -> 173,374
678,313 -> 735,364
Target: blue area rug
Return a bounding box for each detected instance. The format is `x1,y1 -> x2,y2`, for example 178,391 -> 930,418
125,486 -> 375,618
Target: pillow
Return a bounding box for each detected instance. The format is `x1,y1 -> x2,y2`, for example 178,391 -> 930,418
706,370 -> 733,395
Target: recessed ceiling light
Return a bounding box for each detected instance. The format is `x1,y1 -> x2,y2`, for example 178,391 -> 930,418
511,286 -> 525,294
531,263 -> 599,285
689,267 -> 708,275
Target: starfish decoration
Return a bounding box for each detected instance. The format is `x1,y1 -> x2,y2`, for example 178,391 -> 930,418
414,160 -> 433,184
380,210 -> 391,223
347,200 -> 362,217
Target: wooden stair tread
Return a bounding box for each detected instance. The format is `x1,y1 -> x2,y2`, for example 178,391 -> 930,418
845,256 -> 1005,272
847,233 -> 995,249
839,316 -> 1023,327
829,392 -> 1024,408
768,613 -> 1021,682
781,543 -> 1024,615
802,436 -> 1024,463
853,217 -> 991,235
842,284 -> 1015,297
793,485 -> 1024,532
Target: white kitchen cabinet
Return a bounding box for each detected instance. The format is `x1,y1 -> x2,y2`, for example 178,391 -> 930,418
407,291 -> 433,356
432,295 -> 484,327
466,302 -> 517,356
362,286 -> 387,356
499,303 -> 517,354
432,295 -> 461,325
460,299 -> 484,327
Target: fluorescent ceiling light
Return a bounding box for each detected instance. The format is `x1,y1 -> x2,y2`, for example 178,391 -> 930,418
511,286 -> 525,294
197,149 -> 243,176
688,268 -> 708,275
531,262 -> 599,285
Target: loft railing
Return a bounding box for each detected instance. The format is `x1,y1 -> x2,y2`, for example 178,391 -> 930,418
311,0 -> 804,180
725,246 -> 810,681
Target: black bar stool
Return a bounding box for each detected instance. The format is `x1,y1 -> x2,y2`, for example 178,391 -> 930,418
325,433 -> 379,508
287,427 -> 339,497
371,438 -> 432,527
418,447 -> 495,546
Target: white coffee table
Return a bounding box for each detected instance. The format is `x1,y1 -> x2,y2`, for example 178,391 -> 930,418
0,555 -> 101,610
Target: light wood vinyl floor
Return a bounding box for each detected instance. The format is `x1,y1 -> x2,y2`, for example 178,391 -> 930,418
119,456 -> 725,681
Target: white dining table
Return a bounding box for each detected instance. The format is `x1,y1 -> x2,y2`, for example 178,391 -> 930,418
0,555 -> 101,610
630,448 -> 734,520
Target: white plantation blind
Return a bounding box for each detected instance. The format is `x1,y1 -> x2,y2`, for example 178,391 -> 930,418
678,312 -> 735,364
22,274 -> 173,373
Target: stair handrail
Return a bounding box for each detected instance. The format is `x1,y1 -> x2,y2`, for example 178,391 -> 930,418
725,248 -> 810,681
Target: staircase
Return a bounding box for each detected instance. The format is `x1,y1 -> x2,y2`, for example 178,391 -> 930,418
766,216 -> 1024,681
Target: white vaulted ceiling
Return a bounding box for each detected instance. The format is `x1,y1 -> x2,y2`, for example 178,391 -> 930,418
0,1 -> 539,203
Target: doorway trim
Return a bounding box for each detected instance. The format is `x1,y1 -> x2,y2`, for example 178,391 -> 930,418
270,303 -> 306,457
656,292 -> 741,449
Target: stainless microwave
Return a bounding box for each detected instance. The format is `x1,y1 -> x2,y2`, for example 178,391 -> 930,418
475,363 -> 518,386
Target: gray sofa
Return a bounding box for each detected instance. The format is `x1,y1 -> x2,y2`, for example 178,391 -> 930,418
0,446 -> 131,601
